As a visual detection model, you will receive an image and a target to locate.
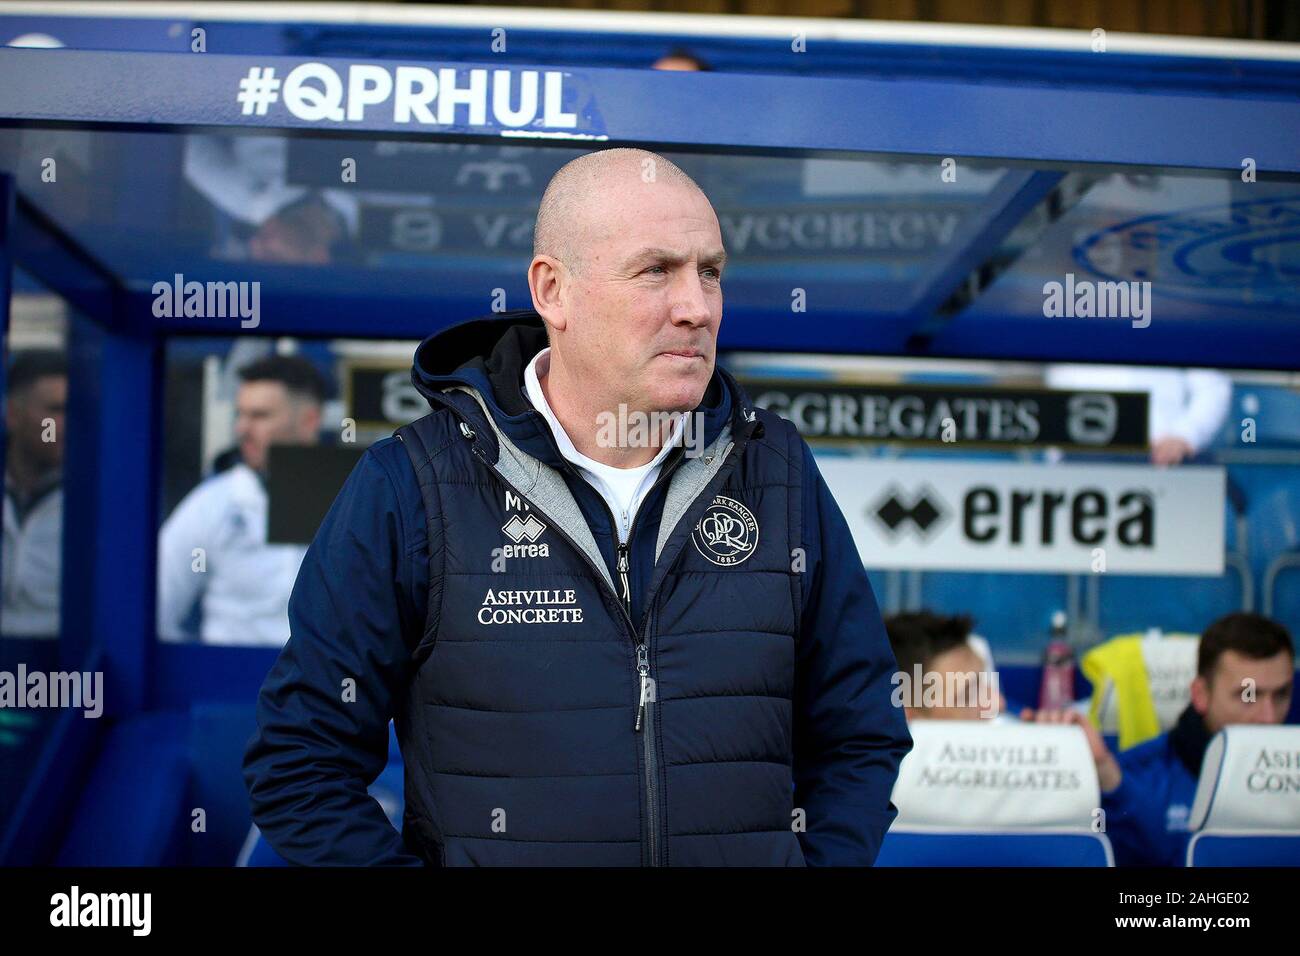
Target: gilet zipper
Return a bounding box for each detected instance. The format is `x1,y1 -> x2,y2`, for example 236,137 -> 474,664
435,412 -> 756,866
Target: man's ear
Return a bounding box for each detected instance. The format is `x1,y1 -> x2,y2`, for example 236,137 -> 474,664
1190,674 -> 1211,715
527,255 -> 569,333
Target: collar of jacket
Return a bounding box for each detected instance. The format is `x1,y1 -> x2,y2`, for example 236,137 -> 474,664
4,466 -> 63,525
1168,702 -> 1212,778
408,308 -> 758,468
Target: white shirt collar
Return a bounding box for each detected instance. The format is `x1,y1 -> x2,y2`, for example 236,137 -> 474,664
523,348 -> 685,474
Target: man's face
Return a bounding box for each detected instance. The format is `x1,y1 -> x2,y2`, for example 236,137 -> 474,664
907,644 -> 1004,721
249,200 -> 341,265
234,381 -> 320,473
1193,650 -> 1294,735
546,180 -> 724,415
6,375 -> 67,471
652,55 -> 703,71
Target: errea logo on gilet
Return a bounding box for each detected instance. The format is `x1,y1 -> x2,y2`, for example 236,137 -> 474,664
502,491 -> 550,557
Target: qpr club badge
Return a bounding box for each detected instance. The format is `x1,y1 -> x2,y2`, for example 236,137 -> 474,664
692,496 -> 759,566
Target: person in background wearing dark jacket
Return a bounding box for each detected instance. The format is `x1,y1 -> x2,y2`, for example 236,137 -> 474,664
1024,612 -> 1293,866
243,147 -> 911,866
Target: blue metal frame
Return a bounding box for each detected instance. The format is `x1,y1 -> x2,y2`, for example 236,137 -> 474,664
2,48 -> 1300,174
0,647 -> 105,865
1,180 -> 165,863
11,197 -> 121,331
5,13 -> 1300,100
903,169 -> 1064,347
60,312 -> 163,710
1,49 -> 1299,173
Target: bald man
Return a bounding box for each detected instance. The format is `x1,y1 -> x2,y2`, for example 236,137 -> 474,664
245,148 -> 912,867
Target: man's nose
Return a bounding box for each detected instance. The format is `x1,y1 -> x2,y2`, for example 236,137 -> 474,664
1246,699 -> 1278,723
669,273 -> 713,327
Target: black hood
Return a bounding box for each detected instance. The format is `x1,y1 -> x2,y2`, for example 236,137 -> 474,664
411,309 -> 547,419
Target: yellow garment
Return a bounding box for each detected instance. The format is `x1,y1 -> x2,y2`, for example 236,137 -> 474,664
1081,634 -> 1161,751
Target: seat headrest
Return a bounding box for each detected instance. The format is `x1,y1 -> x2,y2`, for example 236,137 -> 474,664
1141,632 -> 1200,728
1096,632 -> 1198,735
891,720 -> 1099,830
1189,725 -> 1300,831
967,633 -> 995,674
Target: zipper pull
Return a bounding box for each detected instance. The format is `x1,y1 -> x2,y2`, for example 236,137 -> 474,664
617,542 -> 631,605
635,643 -> 651,732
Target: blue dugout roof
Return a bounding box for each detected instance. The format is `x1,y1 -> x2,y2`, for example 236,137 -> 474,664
0,3 -> 1298,369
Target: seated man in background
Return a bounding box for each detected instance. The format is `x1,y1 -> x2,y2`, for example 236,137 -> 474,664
1024,612 -> 1294,866
1042,364 -> 1231,466
2,350 -> 67,639
157,355 -> 327,646
885,611 -> 1007,721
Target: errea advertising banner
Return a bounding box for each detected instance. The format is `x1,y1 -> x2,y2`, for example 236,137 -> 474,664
816,459 -> 1225,576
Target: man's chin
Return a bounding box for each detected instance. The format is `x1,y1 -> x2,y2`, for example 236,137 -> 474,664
652,382 -> 709,413
648,365 -> 712,412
